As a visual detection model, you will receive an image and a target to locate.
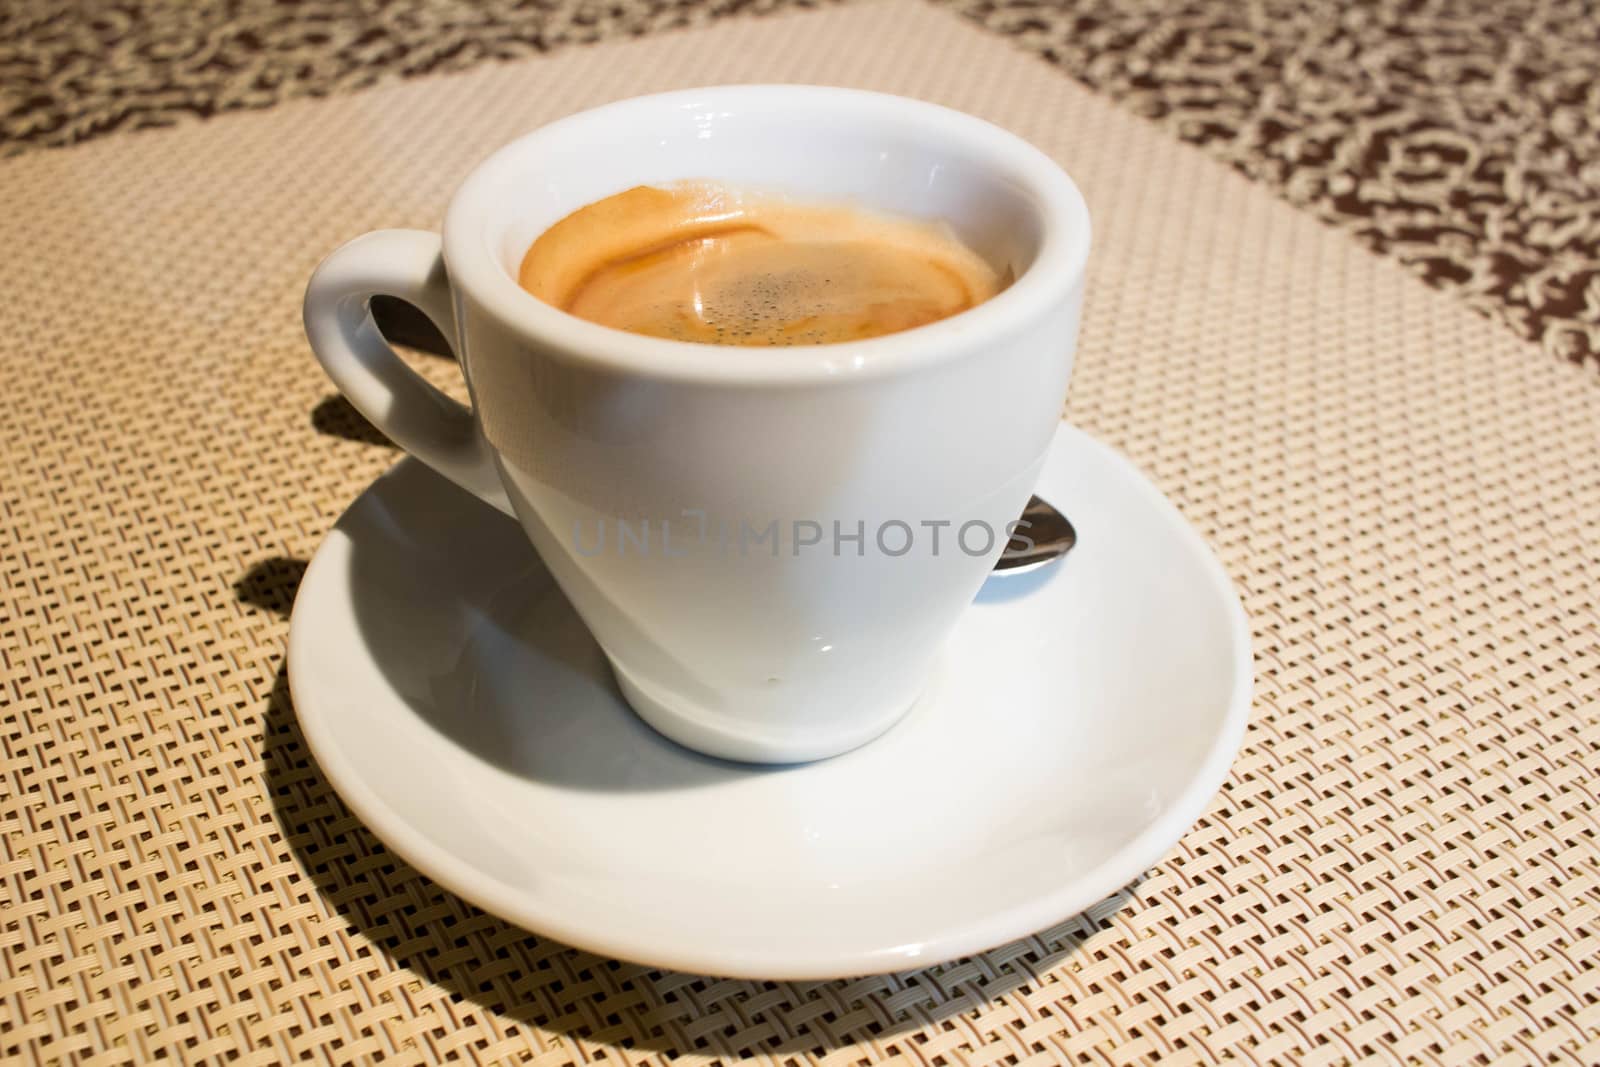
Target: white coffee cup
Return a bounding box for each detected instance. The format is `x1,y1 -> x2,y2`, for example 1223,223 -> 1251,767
304,85 -> 1090,763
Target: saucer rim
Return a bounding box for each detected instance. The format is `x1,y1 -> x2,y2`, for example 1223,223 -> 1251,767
287,423 -> 1253,979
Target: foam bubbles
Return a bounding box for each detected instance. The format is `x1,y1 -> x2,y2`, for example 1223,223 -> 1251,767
519,182 -> 1004,346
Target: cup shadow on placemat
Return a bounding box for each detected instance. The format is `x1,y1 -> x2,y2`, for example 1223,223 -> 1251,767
372,295 -> 453,357
233,550 -> 1144,1040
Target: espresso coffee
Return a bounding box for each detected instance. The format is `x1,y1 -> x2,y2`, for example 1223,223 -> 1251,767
518,182 -> 1006,345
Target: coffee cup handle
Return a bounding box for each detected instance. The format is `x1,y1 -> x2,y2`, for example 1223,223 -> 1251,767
303,229 -> 513,516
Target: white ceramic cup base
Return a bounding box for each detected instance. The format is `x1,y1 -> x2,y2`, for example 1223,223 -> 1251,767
288,424 -> 1253,979
611,659 -> 921,764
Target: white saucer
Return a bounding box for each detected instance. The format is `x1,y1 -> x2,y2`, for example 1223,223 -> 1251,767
288,424 -> 1252,979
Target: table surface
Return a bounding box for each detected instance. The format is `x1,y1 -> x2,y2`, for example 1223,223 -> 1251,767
1,1 -> 1596,1063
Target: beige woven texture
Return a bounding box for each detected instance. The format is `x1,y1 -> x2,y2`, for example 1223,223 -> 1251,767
2,2 -> 1596,1062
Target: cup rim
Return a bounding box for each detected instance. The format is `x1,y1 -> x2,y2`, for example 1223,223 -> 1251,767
442,84 -> 1091,384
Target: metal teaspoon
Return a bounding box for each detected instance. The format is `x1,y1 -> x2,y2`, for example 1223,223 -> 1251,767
994,495 -> 1076,574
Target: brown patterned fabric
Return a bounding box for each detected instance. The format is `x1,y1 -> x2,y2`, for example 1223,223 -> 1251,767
0,0 -> 825,150
5,0 -> 1597,368
943,0 -> 1600,367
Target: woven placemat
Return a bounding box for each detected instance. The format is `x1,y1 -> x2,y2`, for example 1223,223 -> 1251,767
2,1 -> 1596,1061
